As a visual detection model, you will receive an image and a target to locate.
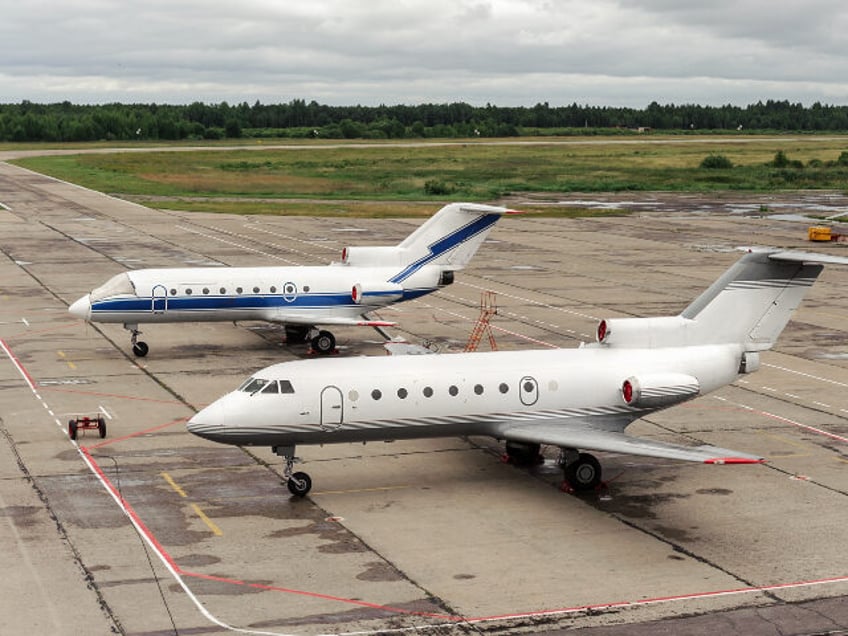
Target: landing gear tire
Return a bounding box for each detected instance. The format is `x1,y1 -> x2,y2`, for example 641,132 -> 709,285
68,420 -> 78,440
287,471 -> 312,497
564,453 -> 602,491
311,330 -> 336,355
132,341 -> 149,357
97,417 -> 107,439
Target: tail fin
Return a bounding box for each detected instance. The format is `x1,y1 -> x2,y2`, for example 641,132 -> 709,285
393,202 -> 513,275
597,249 -> 848,352
340,203 -> 513,277
682,249 -> 848,351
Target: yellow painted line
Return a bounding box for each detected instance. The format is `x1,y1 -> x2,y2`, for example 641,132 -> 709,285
191,503 -> 223,536
160,471 -> 188,498
313,485 -> 410,496
57,350 -> 77,370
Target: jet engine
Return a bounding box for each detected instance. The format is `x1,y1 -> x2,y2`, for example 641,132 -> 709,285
351,282 -> 404,306
341,246 -> 405,268
597,316 -> 694,348
621,373 -> 700,408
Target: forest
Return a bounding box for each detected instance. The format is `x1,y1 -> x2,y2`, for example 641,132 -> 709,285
2,99 -> 848,143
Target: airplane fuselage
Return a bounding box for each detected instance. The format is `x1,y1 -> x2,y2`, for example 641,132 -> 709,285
74,264 -> 444,325
187,343 -> 743,448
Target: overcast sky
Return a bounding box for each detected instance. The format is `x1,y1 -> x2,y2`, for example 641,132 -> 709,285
3,0 -> 847,107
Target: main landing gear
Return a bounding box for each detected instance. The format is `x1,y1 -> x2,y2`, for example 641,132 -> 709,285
124,323 -> 149,357
284,325 -> 336,355
273,445 -> 312,497
503,441 -> 603,493
558,448 -> 603,492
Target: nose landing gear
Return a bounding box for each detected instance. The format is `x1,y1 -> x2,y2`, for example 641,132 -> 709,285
274,445 -> 312,497
124,323 -> 149,357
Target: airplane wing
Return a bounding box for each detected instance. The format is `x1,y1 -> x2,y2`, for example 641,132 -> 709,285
266,315 -> 397,328
499,420 -> 764,464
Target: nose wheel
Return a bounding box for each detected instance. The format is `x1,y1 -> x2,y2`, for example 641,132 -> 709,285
287,472 -> 312,497
124,324 -> 149,357
274,445 -> 312,497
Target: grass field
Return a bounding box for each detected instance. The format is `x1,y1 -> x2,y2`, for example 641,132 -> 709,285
10,135 -> 848,217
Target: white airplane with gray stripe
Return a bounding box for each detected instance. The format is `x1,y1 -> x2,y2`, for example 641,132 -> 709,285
69,203 -> 511,357
187,249 -> 848,497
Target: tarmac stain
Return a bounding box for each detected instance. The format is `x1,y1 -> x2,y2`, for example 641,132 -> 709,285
356,561 -> 404,582
0,505 -> 40,528
695,488 -> 733,496
179,554 -> 221,567
268,521 -> 368,554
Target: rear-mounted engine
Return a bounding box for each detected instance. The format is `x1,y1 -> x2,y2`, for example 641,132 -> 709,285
621,373 -> 700,408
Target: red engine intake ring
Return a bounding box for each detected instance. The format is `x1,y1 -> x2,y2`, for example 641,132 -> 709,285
622,379 -> 634,404
597,319 -> 608,343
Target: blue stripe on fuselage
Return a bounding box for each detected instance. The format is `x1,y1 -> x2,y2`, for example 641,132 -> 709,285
388,213 -> 499,284
90,288 -> 436,316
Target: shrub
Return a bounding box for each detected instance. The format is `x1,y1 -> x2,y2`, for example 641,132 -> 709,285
424,179 -> 456,195
700,154 -> 733,169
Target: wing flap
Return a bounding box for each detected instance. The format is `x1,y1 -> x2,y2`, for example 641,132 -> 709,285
501,422 -> 764,464
267,315 -> 397,327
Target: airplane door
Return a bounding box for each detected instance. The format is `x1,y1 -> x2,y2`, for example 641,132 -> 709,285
519,376 -> 539,406
151,284 -> 168,314
320,386 -> 343,431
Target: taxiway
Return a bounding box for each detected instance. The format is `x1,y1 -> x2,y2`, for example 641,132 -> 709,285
0,160 -> 846,635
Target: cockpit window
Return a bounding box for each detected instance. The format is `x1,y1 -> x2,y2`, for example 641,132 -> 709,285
239,377 -> 268,394
238,377 -> 295,395
90,273 -> 136,302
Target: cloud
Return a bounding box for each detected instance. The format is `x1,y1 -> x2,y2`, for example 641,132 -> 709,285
2,0 -> 847,106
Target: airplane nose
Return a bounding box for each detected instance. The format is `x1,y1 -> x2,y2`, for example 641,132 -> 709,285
69,294 -> 92,320
187,397 -> 234,442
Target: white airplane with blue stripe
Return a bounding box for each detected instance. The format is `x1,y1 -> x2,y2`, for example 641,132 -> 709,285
69,203 -> 512,357
187,248 -> 848,498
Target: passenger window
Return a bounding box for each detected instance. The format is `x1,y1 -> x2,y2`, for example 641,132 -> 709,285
220,287 -> 226,294
185,288 -> 193,295
270,286 -> 277,293
474,384 -> 484,395
253,286 -> 260,293
303,286 -> 310,292
397,388 -> 408,399
202,288 -> 210,295
449,385 -> 459,396
170,288 -> 177,296
236,287 -> 243,294
499,383 -> 509,394
279,380 -> 295,394
371,389 -> 382,400
423,386 -> 433,397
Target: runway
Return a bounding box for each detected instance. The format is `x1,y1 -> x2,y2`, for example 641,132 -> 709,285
0,160 -> 846,635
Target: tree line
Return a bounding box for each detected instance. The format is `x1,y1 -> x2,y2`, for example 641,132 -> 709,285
2,99 -> 848,143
